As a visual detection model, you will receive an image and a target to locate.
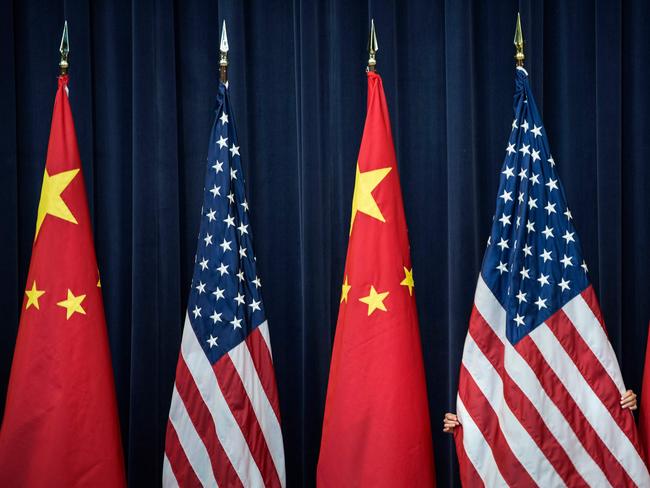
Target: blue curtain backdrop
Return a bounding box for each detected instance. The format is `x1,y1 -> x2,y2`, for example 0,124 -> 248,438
1,0 -> 649,486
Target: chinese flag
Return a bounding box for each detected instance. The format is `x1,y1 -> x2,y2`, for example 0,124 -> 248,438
0,75 -> 126,487
639,321 -> 650,459
317,71 -> 436,486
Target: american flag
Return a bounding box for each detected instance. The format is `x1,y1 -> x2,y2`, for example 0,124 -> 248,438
455,67 -> 649,487
163,82 -> 286,487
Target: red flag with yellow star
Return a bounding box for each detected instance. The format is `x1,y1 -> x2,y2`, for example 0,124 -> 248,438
317,71 -> 436,486
0,75 -> 126,487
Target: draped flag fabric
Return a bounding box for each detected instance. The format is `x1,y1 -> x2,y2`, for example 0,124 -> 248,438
0,75 -> 126,487
639,321 -> 650,459
317,71 -> 436,487
163,82 -> 286,487
454,67 -> 649,487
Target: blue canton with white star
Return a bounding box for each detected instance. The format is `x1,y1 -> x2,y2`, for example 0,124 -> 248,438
482,67 -> 590,345
187,82 -> 266,363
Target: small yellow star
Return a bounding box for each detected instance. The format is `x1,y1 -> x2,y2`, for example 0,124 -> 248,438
341,276 -> 351,303
349,163 -> 392,235
25,281 -> 45,310
358,285 -> 389,316
57,289 -> 87,320
400,267 -> 415,296
35,168 -> 79,240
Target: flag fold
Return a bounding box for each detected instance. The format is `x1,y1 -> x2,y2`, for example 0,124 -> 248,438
317,71 -> 436,487
455,67 -> 649,487
163,82 -> 286,487
0,75 -> 126,487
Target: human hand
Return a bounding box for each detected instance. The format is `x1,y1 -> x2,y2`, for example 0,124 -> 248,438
443,412 -> 460,433
621,390 -> 637,410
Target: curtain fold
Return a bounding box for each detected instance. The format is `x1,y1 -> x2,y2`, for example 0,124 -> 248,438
1,1 -> 649,486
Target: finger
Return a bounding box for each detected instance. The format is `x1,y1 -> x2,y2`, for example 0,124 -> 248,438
630,404 -> 638,411
621,399 -> 636,409
621,390 -> 636,401
620,394 -> 636,405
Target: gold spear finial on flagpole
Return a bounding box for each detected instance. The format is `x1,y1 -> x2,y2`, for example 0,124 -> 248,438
59,21 -> 69,75
514,12 -> 525,67
367,19 -> 378,72
219,20 -> 229,84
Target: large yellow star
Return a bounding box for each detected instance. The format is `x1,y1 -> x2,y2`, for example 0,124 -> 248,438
35,168 -> 80,240
340,275 -> 351,303
349,163 -> 392,235
25,281 -> 45,310
400,267 -> 415,296
358,285 -> 390,316
57,289 -> 86,320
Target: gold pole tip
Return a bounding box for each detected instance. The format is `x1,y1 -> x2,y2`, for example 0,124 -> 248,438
59,20 -> 69,74
514,12 -> 525,67
367,18 -> 378,71
220,20 -> 229,55
219,20 -> 228,83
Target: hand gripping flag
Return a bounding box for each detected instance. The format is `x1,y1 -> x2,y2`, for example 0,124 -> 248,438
454,66 -> 650,487
317,71 -> 436,487
163,82 -> 286,487
0,75 -> 126,486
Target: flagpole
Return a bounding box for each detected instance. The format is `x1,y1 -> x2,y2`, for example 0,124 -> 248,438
59,20 -> 69,75
367,18 -> 378,72
514,12 -> 525,67
219,20 -> 229,83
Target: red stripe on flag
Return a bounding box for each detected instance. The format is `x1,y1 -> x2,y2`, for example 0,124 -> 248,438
175,356 -> 242,487
164,420 -> 202,488
516,335 -> 636,487
453,426 -> 485,488
469,308 -> 589,487
546,309 -> 645,458
245,327 -> 281,421
213,355 -> 282,488
458,363 -> 537,486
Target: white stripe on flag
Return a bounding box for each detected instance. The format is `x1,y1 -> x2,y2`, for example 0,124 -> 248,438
473,275 -> 612,487
162,454 -> 179,488
474,275 -> 506,336
168,384 -> 218,488
462,334 -> 564,486
180,315 -> 265,487
529,324 -> 650,486
562,294 -> 626,393
456,396 -> 508,487
257,321 -> 274,358
229,340 -> 286,486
